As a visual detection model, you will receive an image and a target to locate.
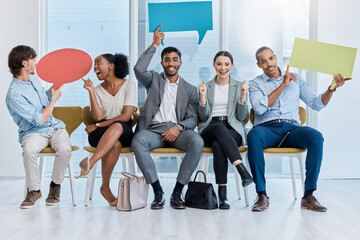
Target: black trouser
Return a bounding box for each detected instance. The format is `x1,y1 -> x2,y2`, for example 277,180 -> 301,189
200,120 -> 242,184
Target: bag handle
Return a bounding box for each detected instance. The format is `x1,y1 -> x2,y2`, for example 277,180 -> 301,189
121,171 -> 142,180
193,170 -> 207,183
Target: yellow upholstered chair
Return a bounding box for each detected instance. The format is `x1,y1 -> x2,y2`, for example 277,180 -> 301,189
82,106 -> 138,206
24,106 -> 82,206
249,107 -> 306,201
198,113 -> 250,205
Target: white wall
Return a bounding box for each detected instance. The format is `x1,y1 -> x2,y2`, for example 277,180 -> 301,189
315,0 -> 360,177
0,0 -> 359,178
0,0 -> 40,177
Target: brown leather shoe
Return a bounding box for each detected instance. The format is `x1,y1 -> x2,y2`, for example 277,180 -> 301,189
301,195 -> 327,212
252,194 -> 269,212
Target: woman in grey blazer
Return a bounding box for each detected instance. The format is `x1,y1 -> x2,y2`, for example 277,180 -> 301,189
198,51 -> 253,209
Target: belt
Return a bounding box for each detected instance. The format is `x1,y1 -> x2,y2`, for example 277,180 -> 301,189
212,116 -> 228,121
261,119 -> 295,125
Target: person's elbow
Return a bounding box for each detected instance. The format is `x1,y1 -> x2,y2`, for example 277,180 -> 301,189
253,104 -> 269,116
36,113 -> 45,126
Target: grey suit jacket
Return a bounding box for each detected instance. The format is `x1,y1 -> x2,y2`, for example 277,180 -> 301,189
134,45 -> 198,132
197,76 -> 249,145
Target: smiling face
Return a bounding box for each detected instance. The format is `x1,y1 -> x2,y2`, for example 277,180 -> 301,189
93,56 -> 113,80
256,49 -> 279,78
161,52 -> 182,78
213,55 -> 234,81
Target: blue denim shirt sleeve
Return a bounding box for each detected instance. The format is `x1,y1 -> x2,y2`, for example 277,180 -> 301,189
46,90 -> 52,101
298,74 -> 325,111
249,77 -> 270,115
6,91 -> 44,126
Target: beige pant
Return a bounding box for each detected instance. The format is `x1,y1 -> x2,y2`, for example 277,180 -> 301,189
22,128 -> 71,191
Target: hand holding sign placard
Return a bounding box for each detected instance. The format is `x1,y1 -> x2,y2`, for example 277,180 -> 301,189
148,1 -> 213,44
37,49 -> 92,90
289,38 -> 356,90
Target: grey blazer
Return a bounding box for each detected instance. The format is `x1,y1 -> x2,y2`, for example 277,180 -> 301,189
134,45 -> 198,132
197,77 -> 249,145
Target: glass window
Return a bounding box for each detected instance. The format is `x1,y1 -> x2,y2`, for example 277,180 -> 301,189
47,0 -> 130,173
228,0 -> 309,174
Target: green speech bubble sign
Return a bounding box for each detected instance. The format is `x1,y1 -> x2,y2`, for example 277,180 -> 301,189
289,38 -> 357,78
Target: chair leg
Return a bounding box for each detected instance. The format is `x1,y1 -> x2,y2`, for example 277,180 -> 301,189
241,152 -> 250,205
85,152 -> 95,206
128,154 -> 136,174
233,165 -> 242,200
289,156 -> 297,200
89,162 -> 97,200
297,153 -> 305,193
39,156 -> 45,184
243,186 -> 249,206
68,157 -> 77,206
198,154 -> 209,182
85,162 -> 97,206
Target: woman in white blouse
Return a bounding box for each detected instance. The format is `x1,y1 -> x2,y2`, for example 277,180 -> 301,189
198,51 -> 253,209
79,53 -> 137,206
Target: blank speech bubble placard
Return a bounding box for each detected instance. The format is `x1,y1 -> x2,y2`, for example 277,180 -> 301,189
37,48 -> 92,90
148,1 -> 213,44
289,38 -> 357,77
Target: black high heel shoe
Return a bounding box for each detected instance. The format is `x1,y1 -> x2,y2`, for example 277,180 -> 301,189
236,163 -> 254,187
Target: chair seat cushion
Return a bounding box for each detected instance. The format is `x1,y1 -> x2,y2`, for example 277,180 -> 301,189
150,148 -> 186,154
83,146 -> 133,154
263,148 -> 307,154
202,147 -> 248,154
39,146 -> 79,154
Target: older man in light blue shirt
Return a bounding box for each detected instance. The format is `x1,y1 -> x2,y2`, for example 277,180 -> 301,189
247,46 -> 349,212
6,45 -> 71,209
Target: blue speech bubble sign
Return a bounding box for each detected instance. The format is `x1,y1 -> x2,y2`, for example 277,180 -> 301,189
148,1 -> 213,44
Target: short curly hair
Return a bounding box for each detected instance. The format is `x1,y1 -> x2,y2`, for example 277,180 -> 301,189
101,53 -> 129,79
8,45 -> 37,77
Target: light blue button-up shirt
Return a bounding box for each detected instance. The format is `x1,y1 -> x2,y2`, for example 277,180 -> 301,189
6,76 -> 65,144
249,69 -> 325,126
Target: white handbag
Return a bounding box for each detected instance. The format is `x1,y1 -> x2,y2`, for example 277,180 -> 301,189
116,171 -> 149,211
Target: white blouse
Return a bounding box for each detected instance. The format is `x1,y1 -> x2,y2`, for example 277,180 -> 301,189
93,80 -> 137,120
211,83 -> 229,117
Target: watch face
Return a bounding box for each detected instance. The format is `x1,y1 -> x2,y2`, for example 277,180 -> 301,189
177,124 -> 184,131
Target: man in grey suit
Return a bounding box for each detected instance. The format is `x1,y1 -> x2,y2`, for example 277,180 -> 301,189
132,26 -> 204,210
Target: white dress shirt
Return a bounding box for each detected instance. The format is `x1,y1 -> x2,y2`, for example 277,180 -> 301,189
152,76 -> 179,123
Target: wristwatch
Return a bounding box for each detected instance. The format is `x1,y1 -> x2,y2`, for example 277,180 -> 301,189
95,123 -> 101,127
176,124 -> 184,131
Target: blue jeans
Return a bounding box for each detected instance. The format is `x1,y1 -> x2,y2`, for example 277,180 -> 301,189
247,122 -> 324,193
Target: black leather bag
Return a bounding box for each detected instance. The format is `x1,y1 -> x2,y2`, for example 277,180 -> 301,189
185,170 -> 218,210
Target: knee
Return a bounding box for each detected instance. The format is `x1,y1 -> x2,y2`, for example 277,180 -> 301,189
308,130 -> 324,146
131,132 -> 149,150
188,133 -> 204,150
110,122 -> 123,135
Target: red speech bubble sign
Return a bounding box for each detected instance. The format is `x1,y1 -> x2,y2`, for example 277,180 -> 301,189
37,48 -> 92,90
